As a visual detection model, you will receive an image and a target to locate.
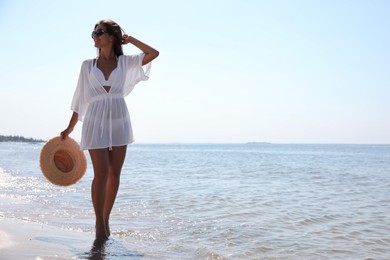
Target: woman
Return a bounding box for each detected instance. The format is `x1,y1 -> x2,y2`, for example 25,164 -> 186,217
61,19 -> 159,240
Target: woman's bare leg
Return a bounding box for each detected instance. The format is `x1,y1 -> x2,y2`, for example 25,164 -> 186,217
104,145 -> 127,236
89,148 -> 110,240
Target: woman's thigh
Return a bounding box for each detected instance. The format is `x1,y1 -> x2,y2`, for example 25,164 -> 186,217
89,148 -> 110,176
108,145 -> 127,175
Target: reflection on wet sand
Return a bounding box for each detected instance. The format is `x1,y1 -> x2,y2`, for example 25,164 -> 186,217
83,238 -> 144,260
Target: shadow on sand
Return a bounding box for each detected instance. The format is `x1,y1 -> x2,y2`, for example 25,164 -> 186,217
35,235 -> 144,259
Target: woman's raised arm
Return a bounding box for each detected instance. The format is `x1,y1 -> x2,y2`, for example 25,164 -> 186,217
122,34 -> 159,65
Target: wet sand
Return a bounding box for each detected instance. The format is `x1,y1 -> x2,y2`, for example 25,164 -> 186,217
0,217 -> 92,259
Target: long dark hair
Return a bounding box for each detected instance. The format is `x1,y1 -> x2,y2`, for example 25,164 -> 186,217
95,19 -> 124,57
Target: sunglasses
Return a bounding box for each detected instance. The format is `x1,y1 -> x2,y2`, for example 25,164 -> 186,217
91,29 -> 106,38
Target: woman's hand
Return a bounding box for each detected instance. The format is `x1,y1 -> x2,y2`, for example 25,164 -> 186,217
122,34 -> 130,45
61,112 -> 79,140
60,127 -> 73,140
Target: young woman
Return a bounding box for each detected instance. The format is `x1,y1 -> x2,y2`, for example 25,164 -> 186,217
61,19 -> 159,240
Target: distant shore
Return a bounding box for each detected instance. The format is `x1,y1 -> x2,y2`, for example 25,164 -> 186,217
245,142 -> 271,145
0,135 -> 45,143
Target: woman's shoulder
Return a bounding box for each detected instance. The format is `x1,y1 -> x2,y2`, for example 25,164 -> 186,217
82,58 -> 95,65
118,54 -> 132,66
120,53 -> 144,66
121,53 -> 145,59
79,58 -> 95,70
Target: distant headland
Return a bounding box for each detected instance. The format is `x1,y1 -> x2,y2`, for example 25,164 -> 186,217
0,135 -> 45,143
245,142 -> 271,145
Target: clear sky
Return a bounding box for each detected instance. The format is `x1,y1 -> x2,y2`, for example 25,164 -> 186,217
1,0 -> 389,144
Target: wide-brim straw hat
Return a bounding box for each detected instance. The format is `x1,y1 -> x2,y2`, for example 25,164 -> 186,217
40,136 -> 87,186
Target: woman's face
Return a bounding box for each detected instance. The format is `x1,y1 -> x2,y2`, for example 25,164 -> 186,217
92,23 -> 113,49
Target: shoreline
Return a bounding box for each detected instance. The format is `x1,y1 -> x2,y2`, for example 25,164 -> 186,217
0,217 -> 93,259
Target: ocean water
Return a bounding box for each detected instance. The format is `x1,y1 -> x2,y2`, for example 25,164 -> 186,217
0,142 -> 390,259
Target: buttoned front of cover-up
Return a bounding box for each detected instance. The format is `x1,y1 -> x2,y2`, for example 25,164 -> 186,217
70,54 -> 151,150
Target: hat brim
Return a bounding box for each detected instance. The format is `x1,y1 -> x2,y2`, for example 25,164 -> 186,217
40,136 -> 87,186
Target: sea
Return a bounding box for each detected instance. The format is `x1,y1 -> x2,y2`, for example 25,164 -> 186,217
0,142 -> 390,259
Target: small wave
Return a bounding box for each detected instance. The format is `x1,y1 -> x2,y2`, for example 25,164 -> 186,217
298,214 -> 338,225
257,246 -> 273,252
112,229 -> 164,241
0,166 -> 11,178
195,247 -> 225,260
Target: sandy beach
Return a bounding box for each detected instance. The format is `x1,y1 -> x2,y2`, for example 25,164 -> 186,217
0,217 -> 93,259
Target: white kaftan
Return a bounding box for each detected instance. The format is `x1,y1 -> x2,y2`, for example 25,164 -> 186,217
71,53 -> 151,150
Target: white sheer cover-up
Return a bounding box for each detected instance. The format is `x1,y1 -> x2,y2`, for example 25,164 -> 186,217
70,53 -> 151,150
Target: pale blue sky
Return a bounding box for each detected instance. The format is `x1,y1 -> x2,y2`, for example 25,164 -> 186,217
1,0 -> 389,143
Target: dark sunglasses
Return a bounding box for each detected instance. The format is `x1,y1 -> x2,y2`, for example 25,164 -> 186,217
91,29 -> 106,38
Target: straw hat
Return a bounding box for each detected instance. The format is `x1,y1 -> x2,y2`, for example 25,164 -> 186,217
40,136 -> 87,186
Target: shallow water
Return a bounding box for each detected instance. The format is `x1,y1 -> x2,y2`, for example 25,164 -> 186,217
1,143 -> 390,259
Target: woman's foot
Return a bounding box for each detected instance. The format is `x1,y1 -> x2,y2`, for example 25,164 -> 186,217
91,237 -> 108,256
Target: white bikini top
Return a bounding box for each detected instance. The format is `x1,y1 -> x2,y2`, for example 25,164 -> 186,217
93,58 -> 118,86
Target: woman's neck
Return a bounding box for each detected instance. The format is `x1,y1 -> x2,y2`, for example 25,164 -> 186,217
99,48 -> 116,60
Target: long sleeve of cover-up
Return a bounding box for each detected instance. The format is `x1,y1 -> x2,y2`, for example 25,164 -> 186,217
71,60 -> 90,122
